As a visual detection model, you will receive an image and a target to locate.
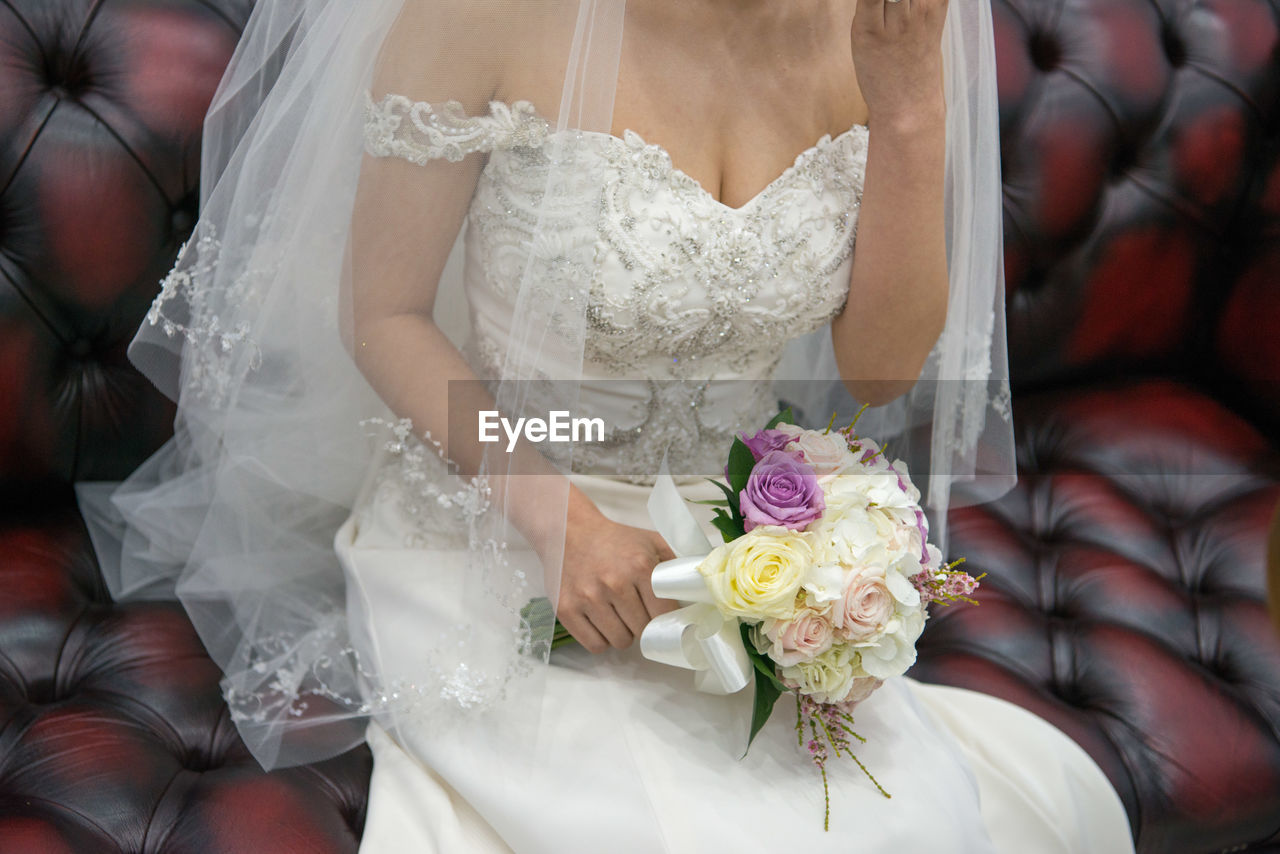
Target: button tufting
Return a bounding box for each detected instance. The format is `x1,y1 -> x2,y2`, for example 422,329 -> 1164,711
1161,27 -> 1188,68
170,209 -> 196,236
1028,32 -> 1062,72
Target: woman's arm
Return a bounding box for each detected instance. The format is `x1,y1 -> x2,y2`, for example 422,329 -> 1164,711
345,3 -> 675,653
833,0 -> 950,406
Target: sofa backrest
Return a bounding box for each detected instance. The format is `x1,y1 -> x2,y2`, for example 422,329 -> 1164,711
0,0 -> 252,505
994,0 -> 1279,426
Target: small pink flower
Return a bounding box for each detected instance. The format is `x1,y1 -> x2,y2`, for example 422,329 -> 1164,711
763,609 -> 835,666
833,566 -> 894,643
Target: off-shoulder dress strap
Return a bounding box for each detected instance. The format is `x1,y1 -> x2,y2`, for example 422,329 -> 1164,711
363,92 -> 549,164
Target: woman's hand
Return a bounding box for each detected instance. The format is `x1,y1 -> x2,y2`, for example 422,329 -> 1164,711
851,0 -> 949,128
555,492 -> 679,654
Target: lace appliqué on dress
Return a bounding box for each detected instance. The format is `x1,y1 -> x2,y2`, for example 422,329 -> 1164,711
364,93 -> 550,163
582,126 -> 866,377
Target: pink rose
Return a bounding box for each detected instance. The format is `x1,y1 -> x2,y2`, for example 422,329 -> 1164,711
786,429 -> 855,477
762,609 -> 835,666
832,566 -> 894,643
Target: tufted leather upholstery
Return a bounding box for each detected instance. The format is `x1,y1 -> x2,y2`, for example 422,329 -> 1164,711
0,0 -> 1277,853
914,380 -> 1280,852
0,1 -> 371,851
912,1 -> 1280,852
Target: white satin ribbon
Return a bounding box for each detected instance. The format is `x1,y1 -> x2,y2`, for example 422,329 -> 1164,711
639,472 -> 753,695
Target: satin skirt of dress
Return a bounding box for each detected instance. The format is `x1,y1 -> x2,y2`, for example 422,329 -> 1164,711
338,473 -> 1135,854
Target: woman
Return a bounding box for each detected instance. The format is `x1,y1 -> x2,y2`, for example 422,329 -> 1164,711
82,0 -> 1134,850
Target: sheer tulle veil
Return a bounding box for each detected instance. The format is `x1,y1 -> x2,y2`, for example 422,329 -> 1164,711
77,0 -> 1012,771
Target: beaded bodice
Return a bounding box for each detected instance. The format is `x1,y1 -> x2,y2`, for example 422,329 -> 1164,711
365,93 -> 868,478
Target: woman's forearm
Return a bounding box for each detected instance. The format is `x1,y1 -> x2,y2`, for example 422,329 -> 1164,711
351,312 -> 581,555
831,101 -> 948,406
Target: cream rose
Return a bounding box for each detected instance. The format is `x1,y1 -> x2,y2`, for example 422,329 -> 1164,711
780,644 -> 860,704
760,608 -> 835,666
697,526 -> 811,620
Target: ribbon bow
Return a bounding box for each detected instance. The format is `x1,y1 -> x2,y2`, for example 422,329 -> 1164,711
639,472 -> 753,695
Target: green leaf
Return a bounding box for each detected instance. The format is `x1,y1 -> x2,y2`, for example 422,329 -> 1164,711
687,497 -> 730,506
521,597 -> 556,651
521,597 -> 579,654
706,477 -> 739,506
747,666 -> 784,752
726,437 -> 754,497
740,622 -> 788,752
706,477 -> 746,537
741,623 -> 790,693
765,406 -> 795,430
711,511 -> 742,544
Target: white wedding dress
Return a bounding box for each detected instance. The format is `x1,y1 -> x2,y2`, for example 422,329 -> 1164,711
338,95 -> 1135,853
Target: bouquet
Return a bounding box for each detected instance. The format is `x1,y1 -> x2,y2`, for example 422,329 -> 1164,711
525,408 -> 982,829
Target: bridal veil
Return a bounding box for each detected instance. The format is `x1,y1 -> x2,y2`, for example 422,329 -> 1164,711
77,0 -> 1012,770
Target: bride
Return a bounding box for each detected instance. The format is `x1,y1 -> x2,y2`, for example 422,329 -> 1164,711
81,0 -> 1134,851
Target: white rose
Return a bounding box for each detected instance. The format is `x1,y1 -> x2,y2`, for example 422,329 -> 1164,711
698,526 -> 811,620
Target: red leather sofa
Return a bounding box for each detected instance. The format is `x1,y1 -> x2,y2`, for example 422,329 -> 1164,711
910,1 -> 1280,852
0,1 -> 369,851
1,0 -> 1276,852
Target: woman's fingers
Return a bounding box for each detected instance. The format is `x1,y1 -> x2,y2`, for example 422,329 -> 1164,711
587,603 -> 634,649
640,578 -> 676,620
558,521 -> 691,653
613,586 -> 652,639
651,532 -> 676,563
642,531 -> 679,618
883,0 -> 910,28
560,610 -> 609,654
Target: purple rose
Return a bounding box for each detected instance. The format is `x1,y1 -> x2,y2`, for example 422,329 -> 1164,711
740,450 -> 825,532
738,428 -> 795,461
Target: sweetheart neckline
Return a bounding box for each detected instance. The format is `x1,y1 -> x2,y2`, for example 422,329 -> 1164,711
579,123 -> 869,213
499,98 -> 869,213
